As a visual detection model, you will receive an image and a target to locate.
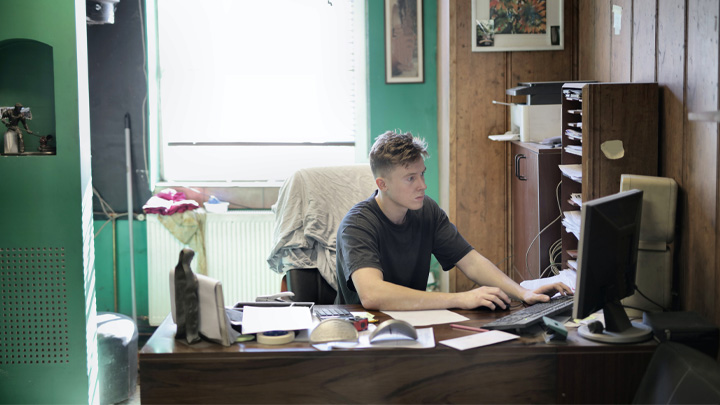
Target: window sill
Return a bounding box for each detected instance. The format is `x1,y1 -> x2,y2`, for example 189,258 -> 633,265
153,181 -> 281,210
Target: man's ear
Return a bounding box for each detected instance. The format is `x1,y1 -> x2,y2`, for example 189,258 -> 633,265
375,177 -> 387,191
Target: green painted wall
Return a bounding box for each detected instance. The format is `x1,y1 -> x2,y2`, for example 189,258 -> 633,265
367,0 -> 439,201
94,218 -> 149,317
95,218 -> 148,319
0,0 -> 97,403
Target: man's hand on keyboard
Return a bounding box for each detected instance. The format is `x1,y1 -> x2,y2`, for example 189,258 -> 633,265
522,282 -> 574,305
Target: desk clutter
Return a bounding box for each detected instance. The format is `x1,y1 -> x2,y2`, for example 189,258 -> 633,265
166,248 -> 532,351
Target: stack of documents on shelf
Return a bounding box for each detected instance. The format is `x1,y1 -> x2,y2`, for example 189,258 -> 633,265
563,89 -> 583,101
559,164 -> 582,183
563,210 -> 581,239
565,145 -> 582,156
569,193 -> 582,207
567,259 -> 577,271
565,128 -> 582,140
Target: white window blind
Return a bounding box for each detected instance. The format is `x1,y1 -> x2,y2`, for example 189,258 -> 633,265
154,0 -> 366,183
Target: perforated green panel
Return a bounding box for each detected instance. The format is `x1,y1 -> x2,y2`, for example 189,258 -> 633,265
0,1 -> 95,403
1,247 -> 70,366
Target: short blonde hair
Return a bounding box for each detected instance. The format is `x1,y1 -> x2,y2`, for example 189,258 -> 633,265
369,131 -> 429,178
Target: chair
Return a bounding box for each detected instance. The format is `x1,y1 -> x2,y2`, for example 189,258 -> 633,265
633,341 -> 720,404
267,165 -> 377,304
619,174 -> 678,312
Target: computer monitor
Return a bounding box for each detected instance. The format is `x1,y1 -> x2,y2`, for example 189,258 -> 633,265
572,189 -> 653,344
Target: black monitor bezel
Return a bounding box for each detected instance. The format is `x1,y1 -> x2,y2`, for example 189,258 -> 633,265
572,189 -> 644,325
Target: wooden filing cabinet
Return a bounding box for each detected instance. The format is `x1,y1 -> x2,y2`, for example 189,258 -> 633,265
511,141 -> 562,282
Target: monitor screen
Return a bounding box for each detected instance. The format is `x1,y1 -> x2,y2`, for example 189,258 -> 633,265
572,189 -> 652,343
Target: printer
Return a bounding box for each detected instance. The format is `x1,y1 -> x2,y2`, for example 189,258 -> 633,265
502,81 -> 572,143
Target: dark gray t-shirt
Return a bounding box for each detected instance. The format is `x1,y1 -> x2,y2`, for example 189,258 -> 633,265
335,191 -> 473,304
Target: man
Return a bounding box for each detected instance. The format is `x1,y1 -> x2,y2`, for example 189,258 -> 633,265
336,130 -> 572,310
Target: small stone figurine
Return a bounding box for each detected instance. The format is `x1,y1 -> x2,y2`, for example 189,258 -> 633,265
2,102 -> 33,154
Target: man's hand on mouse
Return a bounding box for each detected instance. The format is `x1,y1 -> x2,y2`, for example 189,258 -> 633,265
522,282 -> 574,305
459,286 -> 511,310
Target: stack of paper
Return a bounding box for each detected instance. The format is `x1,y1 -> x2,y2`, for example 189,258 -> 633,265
567,259 -> 577,271
565,145 -> 582,156
562,210 -> 581,240
570,193 -> 582,207
559,164 -> 582,183
563,89 -> 582,101
565,128 -> 582,140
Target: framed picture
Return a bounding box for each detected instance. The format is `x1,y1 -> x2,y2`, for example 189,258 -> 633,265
472,0 -> 564,52
385,0 -> 424,83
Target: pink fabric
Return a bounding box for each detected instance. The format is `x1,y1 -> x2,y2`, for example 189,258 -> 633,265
156,188 -> 187,201
142,189 -> 199,215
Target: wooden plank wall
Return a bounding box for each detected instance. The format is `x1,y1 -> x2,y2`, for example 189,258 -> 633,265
450,0 -> 720,325
448,0 -> 578,292
577,0 -> 720,325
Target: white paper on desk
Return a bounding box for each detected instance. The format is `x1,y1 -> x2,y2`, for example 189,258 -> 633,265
520,269 -> 577,296
312,326 -> 435,351
241,306 -> 313,334
382,310 -> 469,327
440,330 -> 518,351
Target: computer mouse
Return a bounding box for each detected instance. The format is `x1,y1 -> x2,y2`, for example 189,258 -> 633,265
309,318 -> 359,344
369,319 -> 418,343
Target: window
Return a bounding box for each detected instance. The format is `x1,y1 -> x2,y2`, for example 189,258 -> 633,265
149,0 -> 367,183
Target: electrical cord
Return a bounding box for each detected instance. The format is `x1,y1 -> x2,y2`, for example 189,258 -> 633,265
633,285 -> 668,311
524,180 -> 563,278
540,238 -> 563,278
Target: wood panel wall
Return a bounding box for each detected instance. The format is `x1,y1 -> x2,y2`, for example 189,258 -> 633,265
448,0 -> 578,292
450,0 -> 720,326
577,0 -> 720,325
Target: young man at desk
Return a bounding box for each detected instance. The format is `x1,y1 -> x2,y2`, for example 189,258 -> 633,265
336,130 -> 572,310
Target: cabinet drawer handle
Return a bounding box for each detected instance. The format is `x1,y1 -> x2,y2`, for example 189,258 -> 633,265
514,154 -> 527,181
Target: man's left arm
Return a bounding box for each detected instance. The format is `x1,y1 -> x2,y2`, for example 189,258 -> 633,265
455,250 -> 572,304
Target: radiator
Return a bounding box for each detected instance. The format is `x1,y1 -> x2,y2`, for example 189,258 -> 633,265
147,211 -> 283,326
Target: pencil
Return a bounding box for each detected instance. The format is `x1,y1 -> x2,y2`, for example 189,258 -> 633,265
450,324 -> 489,333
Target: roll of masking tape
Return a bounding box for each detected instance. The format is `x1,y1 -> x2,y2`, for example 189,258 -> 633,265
257,330 -> 294,345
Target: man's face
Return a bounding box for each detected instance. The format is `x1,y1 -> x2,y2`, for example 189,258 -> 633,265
381,158 -> 427,212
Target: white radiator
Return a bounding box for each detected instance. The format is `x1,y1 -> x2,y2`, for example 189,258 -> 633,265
147,211 -> 282,326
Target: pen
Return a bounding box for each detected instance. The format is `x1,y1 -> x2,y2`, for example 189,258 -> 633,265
450,324 -> 489,333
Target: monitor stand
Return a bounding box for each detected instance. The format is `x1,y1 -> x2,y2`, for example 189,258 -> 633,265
578,301 -> 653,344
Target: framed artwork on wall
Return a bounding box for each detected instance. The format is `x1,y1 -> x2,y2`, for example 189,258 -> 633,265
385,0 -> 424,84
472,0 -> 564,52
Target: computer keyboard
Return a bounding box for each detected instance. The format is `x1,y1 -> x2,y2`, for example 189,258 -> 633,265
482,295 -> 574,332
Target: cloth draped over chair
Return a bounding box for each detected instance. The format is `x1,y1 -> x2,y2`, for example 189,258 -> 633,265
158,210 -> 207,275
267,165 -> 377,291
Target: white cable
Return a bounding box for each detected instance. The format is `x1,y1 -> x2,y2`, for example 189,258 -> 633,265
524,180 -> 562,278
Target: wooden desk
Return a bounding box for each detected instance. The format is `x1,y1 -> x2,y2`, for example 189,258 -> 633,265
139,305 -> 655,404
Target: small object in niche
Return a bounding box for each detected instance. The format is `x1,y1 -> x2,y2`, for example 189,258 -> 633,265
38,134 -> 56,154
2,103 -> 33,154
